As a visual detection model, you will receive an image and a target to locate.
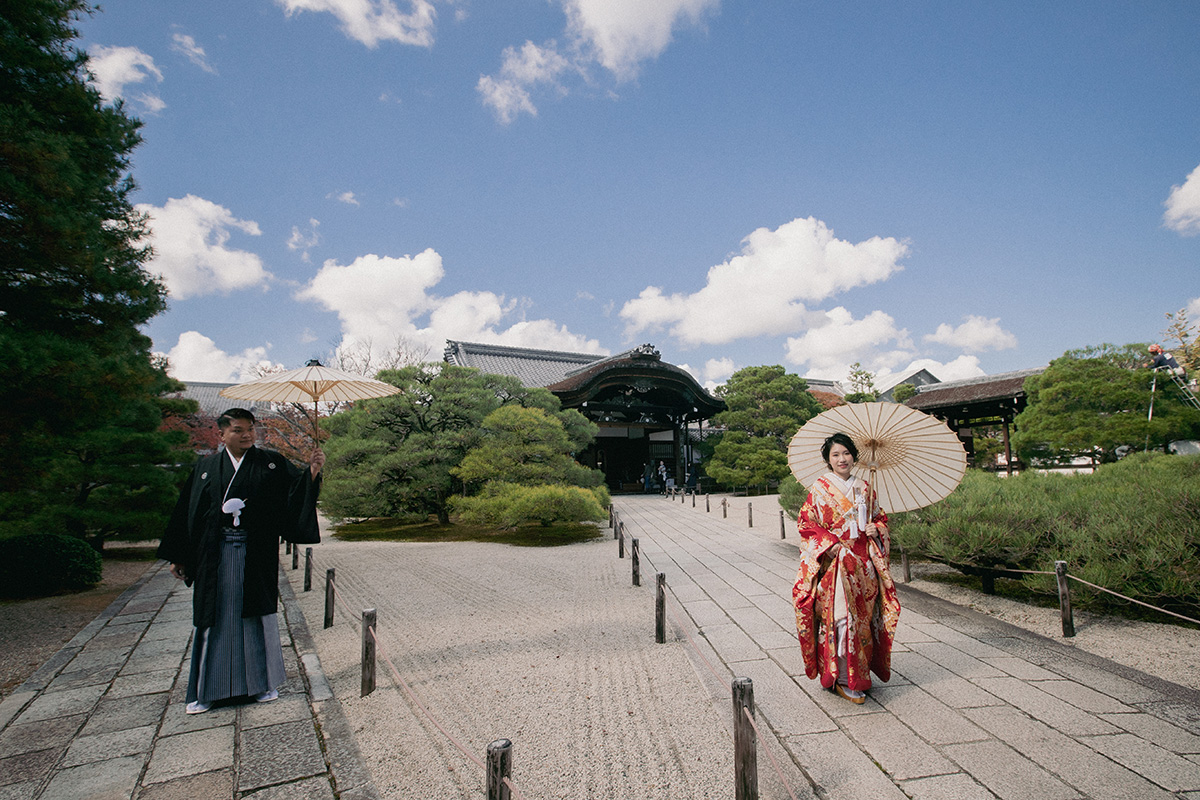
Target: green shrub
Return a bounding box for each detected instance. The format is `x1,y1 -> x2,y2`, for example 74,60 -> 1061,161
892,454 -> 1200,614
451,482 -> 607,529
778,474 -> 808,520
0,533 -> 103,597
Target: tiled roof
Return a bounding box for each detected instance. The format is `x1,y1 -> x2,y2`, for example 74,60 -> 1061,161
907,367 -> 1046,409
443,340 -> 608,387
171,382 -> 276,418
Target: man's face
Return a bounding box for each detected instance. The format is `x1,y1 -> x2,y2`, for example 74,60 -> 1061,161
220,419 -> 256,457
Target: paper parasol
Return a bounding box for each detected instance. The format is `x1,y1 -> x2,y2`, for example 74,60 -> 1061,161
787,402 -> 967,513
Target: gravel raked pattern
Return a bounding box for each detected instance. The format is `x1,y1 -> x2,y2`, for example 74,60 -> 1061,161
286,531 -> 738,800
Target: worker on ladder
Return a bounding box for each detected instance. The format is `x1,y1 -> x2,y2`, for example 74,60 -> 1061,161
1147,344 -> 1200,409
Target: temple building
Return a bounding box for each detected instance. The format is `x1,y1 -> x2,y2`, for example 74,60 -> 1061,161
444,341 -> 725,491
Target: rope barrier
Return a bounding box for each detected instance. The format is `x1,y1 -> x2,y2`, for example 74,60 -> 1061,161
1065,575 -> 1200,626
742,706 -> 800,800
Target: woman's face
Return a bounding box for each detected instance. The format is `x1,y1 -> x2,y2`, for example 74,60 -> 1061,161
827,443 -> 855,479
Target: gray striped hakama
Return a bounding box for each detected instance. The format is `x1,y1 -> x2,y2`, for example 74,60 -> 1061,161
185,528 -> 285,704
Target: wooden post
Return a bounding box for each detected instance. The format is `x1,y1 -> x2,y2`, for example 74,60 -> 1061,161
361,608 -> 377,697
692,491 -> 696,508
722,498 -> 728,519
655,573 -> 666,643
609,505 -> 614,529
324,568 -> 335,629
304,547 -> 313,591
486,738 -> 512,800
613,510 -> 619,540
1056,560 -> 1075,637
732,677 -> 758,800
748,502 -> 753,528
632,538 -> 641,586
706,494 -> 710,513
292,541 -> 299,570
779,510 -> 786,539
618,524 -> 625,559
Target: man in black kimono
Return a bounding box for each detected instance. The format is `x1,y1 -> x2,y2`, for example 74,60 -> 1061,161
158,407 -> 324,714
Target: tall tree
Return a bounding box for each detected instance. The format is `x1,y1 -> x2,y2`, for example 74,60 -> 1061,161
705,366 -> 822,489
1013,344 -> 1200,464
0,1 -> 186,543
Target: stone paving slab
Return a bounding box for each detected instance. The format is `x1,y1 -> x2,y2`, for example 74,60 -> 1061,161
0,558 -> 379,800
616,494 -> 1200,800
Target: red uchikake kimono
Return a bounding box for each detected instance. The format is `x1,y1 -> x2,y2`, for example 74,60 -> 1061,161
792,474 -> 900,692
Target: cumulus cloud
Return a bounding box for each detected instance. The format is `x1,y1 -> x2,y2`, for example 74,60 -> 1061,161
287,218 -> 321,261
702,357 -> 735,384
479,0 -> 718,123
171,33 -> 217,73
137,195 -> 270,300
783,307 -> 914,381
276,0 -> 437,48
923,315 -> 1017,353
1189,297 -> 1200,318
877,356 -> 985,387
295,249 -> 606,359
159,331 -> 281,382
620,217 -> 908,346
330,191 -> 360,206
88,44 -> 164,111
1164,164 -> 1200,235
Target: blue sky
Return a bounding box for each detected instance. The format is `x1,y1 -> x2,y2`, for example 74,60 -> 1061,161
78,0 -> 1200,390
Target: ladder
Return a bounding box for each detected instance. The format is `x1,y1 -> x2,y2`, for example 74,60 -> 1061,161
1163,369 -> 1200,410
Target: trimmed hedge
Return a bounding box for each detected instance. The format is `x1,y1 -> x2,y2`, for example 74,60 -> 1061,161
451,482 -> 609,529
891,453 -> 1200,614
0,533 -> 103,597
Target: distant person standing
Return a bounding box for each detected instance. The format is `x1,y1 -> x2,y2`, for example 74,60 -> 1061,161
657,461 -> 668,494
158,408 -> 324,714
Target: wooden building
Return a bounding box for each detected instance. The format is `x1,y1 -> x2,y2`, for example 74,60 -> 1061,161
445,341 -> 725,491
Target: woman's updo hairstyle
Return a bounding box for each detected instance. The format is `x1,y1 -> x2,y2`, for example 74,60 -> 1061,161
821,432 -> 859,467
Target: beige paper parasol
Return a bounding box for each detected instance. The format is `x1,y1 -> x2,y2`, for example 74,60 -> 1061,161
787,402 -> 967,513
219,359 -> 402,439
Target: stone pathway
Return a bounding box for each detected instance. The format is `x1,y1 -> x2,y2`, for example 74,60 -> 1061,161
0,559 -> 376,800
615,494 -> 1200,800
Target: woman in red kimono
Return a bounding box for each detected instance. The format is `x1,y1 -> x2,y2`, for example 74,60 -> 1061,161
792,433 -> 900,703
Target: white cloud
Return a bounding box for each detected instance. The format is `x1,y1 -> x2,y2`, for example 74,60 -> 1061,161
783,307 -> 913,381
88,45 -> 164,111
295,249 -> 606,359
1189,297 -> 1200,318
330,191 -> 361,206
137,195 -> 270,300
702,357 -> 735,384
620,217 -> 908,346
877,356 -> 985,387
478,41 -> 571,124
923,315 -> 1017,353
276,0 -> 437,48
171,33 -> 217,73
1164,164 -> 1200,235
479,0 -> 718,123
564,0 -> 719,80
160,331 -> 280,382
287,218 -> 321,261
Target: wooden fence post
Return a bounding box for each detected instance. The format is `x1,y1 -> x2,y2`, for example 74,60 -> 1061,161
613,510 -> 620,540
779,510 -> 786,539
292,542 -> 299,570
304,547 -> 313,591
722,498 -> 728,519
706,494 -> 710,513
361,608 -> 377,697
748,502 -> 753,528
655,573 -> 666,643
632,538 -> 641,586
692,491 -> 696,508
324,568 -> 335,629
618,523 -> 625,559
732,677 -> 758,800
1056,560 -> 1075,637
486,738 -> 513,800
609,505 -> 614,529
